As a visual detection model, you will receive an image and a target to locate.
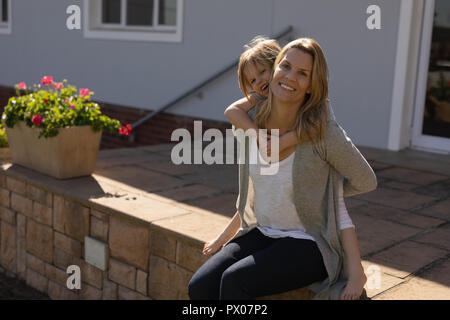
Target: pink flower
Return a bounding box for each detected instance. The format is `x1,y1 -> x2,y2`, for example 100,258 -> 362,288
44,99 -> 49,104
79,88 -> 91,98
41,76 -> 53,86
32,115 -> 43,127
53,82 -> 64,90
70,104 -> 76,109
16,82 -> 27,90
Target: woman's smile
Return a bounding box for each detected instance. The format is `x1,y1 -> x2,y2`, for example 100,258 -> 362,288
279,83 -> 296,92
270,48 -> 313,104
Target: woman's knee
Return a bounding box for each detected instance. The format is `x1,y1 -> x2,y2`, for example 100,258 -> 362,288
188,272 -> 212,300
220,265 -> 251,299
187,277 -> 199,299
188,260 -> 225,300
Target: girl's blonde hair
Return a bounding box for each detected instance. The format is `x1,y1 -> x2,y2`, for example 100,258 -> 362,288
237,36 -> 281,99
255,37 -> 330,144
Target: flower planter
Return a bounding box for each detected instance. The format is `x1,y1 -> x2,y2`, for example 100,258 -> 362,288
4,121 -> 102,179
0,147 -> 11,161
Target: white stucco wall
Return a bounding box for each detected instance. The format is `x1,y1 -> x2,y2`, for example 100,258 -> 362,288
0,0 -> 402,149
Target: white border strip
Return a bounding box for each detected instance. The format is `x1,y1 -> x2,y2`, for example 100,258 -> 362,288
388,0 -> 414,151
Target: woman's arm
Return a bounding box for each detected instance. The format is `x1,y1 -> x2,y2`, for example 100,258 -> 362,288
202,211 -> 241,256
218,211 -> 241,244
324,121 -> 377,197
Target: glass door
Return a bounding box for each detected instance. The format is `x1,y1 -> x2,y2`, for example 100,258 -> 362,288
412,0 -> 450,154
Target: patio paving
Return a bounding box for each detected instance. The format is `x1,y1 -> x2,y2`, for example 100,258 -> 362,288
1,143 -> 449,300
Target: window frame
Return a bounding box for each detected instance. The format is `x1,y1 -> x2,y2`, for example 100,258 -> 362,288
0,0 -> 12,35
83,0 -> 183,43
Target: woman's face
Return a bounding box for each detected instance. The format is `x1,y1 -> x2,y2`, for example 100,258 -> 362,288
270,48 -> 313,105
244,61 -> 271,96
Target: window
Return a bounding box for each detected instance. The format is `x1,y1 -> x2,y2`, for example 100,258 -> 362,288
0,0 -> 11,34
84,0 -> 183,42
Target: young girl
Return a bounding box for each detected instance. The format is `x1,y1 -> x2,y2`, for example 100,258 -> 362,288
199,37 -> 368,300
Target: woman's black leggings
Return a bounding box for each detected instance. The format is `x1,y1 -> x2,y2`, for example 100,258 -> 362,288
188,228 -> 328,300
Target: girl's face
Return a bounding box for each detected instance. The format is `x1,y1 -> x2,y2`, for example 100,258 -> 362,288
270,48 -> 313,105
244,61 -> 271,97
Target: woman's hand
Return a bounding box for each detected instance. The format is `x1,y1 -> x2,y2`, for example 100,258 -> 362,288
202,238 -> 224,256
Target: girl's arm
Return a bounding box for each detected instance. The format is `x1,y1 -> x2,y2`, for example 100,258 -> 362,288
226,97 -> 301,153
278,130 -> 301,152
224,95 -> 259,132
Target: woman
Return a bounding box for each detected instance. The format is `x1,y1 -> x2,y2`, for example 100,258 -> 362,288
188,38 -> 377,300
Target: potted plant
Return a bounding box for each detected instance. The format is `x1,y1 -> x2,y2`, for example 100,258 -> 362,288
2,76 -> 132,179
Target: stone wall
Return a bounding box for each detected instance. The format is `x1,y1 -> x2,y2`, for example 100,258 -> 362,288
0,173 -> 203,299
0,165 -> 313,300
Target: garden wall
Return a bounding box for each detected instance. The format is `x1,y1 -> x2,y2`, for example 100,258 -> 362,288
0,166 -> 314,300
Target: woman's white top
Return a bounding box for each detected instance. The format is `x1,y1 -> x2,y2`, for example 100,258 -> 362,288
249,146 -> 355,242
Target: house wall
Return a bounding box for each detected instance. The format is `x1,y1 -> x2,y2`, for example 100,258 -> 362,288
0,0 -> 402,149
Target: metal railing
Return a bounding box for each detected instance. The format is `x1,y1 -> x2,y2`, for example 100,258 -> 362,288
127,25 -> 293,142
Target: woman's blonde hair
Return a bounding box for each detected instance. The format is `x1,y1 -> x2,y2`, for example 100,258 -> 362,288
238,36 -> 281,99
255,38 -> 330,144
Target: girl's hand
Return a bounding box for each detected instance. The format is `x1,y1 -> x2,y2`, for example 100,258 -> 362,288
202,238 -> 224,256
278,133 -> 291,153
257,132 -> 272,162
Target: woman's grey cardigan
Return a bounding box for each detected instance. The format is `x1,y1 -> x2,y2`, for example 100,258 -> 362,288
228,106 -> 377,300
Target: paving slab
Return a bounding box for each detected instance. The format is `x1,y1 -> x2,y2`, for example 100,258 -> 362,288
136,161 -> 200,176
349,203 -> 446,229
185,193 -> 238,217
374,258 -> 450,300
367,161 -> 394,171
411,223 -> 450,251
361,260 -> 405,299
375,167 -> 448,186
151,210 -> 233,246
417,199 -> 450,221
95,165 -> 190,193
358,146 -> 450,176
91,192 -> 193,223
382,181 -> 423,191
368,241 -> 449,278
411,179 -> 450,198
349,212 -> 422,257
354,187 -> 438,210
96,153 -> 168,169
154,184 -> 223,202
180,169 -> 239,193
